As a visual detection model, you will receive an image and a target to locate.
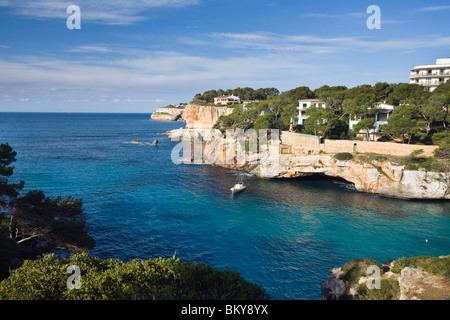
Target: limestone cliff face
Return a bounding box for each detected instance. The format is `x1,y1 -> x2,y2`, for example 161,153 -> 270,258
151,108 -> 184,121
182,104 -> 234,129
272,153 -> 450,200
166,128 -> 449,200
197,137 -> 450,200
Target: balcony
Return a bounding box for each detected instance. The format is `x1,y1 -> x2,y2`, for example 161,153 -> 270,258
420,81 -> 445,87
410,73 -> 450,79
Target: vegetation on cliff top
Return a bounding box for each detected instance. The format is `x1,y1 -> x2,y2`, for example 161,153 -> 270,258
331,255 -> 450,300
211,82 -> 449,149
191,87 -> 280,104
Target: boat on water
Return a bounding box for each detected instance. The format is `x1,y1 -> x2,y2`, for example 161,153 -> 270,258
230,181 -> 246,194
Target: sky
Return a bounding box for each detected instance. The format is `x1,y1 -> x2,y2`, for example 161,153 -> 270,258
0,0 -> 449,113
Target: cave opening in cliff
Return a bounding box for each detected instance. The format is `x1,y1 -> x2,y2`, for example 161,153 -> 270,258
288,173 -> 357,191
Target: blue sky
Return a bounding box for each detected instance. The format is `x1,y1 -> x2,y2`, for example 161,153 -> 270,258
0,0 -> 449,113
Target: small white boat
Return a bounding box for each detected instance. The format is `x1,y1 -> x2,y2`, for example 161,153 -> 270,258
230,181 -> 246,194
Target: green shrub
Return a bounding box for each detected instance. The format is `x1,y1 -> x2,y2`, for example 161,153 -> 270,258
390,256 -> 450,277
356,278 -> 400,300
334,152 -> 354,161
0,253 -> 269,300
340,259 -> 382,286
432,131 -> 450,146
435,145 -> 450,160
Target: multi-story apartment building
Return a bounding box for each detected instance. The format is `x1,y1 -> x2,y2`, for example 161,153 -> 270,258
297,99 -> 326,125
410,58 -> 450,92
349,102 -> 395,140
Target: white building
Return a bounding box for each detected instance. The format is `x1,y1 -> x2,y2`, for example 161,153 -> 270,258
214,94 -> 241,105
410,58 -> 450,92
349,102 -> 395,140
297,99 -> 326,125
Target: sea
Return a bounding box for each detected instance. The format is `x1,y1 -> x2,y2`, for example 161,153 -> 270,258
0,112 -> 449,300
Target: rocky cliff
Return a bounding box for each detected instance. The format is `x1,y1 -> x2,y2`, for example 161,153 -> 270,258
151,107 -> 184,121
165,127 -> 449,200
182,104 -> 234,129
272,153 -> 450,200
321,255 -> 450,300
195,136 -> 450,200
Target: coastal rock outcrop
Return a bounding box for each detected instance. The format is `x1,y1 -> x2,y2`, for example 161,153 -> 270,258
165,124 -> 449,200
321,268 -> 346,300
398,267 -> 450,300
273,153 -> 450,200
321,256 -> 450,300
196,136 -> 450,200
151,107 -> 185,121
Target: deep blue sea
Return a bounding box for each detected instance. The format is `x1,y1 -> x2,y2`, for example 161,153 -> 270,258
0,112 -> 449,299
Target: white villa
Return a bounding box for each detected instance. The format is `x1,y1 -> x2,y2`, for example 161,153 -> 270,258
214,94 -> 241,105
349,102 -> 395,140
297,99 -> 326,125
410,58 -> 450,92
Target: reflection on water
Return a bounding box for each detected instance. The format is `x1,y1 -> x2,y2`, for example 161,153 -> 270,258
193,165 -> 450,219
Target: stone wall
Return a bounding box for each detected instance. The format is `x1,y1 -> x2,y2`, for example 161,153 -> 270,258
280,131 -> 321,154
322,140 -> 438,157
280,131 -> 439,157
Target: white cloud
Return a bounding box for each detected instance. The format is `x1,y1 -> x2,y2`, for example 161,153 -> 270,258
0,49 -> 319,104
2,32 -> 450,97
416,6 -> 450,12
112,98 -> 164,103
2,30 -> 450,111
211,32 -> 273,42
67,45 -> 112,53
208,32 -> 450,53
0,0 -> 200,25
301,12 -> 365,19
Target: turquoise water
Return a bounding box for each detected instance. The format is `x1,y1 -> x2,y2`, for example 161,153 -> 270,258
0,112 -> 449,300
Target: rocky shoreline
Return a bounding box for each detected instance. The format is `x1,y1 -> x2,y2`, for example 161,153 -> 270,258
164,128 -> 450,200
321,255 -> 450,300
151,107 -> 185,122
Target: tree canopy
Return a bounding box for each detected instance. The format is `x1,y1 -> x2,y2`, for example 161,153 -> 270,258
0,143 -> 94,279
211,82 -> 449,146
192,87 -> 279,104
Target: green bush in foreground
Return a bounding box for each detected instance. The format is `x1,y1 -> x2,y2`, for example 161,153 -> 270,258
0,253 -> 269,300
